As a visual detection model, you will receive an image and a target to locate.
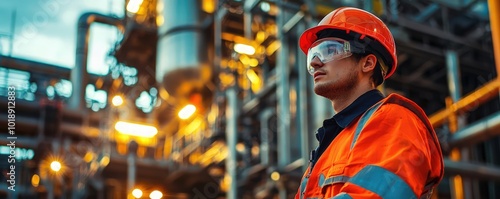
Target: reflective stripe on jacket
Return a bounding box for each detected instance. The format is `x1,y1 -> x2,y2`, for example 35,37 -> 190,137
295,94 -> 444,199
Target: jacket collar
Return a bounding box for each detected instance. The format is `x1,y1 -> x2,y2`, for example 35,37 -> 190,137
325,89 -> 385,128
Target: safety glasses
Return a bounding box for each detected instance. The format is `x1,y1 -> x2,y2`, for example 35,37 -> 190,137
306,38 -> 353,75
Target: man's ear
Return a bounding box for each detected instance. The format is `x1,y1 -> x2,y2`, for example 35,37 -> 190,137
361,54 -> 377,73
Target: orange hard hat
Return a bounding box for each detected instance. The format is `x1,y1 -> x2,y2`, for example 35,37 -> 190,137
299,7 -> 397,79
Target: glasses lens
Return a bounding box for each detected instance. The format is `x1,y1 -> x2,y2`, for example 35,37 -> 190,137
306,38 -> 352,75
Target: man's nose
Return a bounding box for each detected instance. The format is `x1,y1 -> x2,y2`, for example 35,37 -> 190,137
310,56 -> 323,69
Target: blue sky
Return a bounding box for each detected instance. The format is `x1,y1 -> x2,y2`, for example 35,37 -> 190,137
0,0 -> 125,75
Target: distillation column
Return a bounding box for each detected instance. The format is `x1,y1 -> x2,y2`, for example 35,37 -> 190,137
156,0 -> 208,93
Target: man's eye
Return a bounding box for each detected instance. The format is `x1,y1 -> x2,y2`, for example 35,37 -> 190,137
327,47 -> 336,54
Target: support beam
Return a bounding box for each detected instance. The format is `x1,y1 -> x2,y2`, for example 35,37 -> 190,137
226,87 -> 238,199
276,3 -> 291,199
429,80 -> 500,127
70,13 -> 123,111
395,17 -> 488,52
449,111 -> 500,148
243,0 -> 260,39
413,3 -> 440,22
488,0 -> 500,78
283,11 -> 305,34
445,159 -> 500,181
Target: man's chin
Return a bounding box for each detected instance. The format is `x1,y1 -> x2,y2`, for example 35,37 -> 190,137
313,85 -> 330,98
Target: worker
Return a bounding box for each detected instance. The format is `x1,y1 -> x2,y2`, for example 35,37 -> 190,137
295,7 -> 444,199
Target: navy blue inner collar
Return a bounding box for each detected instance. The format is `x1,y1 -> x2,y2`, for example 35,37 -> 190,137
322,89 -> 385,129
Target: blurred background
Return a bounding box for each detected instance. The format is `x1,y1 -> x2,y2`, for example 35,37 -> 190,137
0,0 -> 499,198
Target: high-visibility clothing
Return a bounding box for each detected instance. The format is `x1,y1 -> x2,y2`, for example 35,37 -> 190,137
295,93 -> 444,199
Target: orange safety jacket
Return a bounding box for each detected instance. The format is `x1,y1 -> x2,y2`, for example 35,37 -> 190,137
295,93 -> 444,199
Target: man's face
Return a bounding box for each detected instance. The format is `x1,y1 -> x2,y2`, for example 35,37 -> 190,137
309,51 -> 360,100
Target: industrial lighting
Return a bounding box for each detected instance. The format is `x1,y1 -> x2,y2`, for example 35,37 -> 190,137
127,0 -> 144,13
202,0 -> 216,13
100,155 -> 110,167
115,121 -> 158,138
149,190 -> 163,199
246,69 -> 261,84
50,161 -> 62,172
234,43 -> 255,55
112,95 -> 124,106
178,104 -> 196,120
132,188 -> 143,198
271,171 -> 280,181
31,174 -> 40,187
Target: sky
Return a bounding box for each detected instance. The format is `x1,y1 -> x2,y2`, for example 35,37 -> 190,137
0,0 -> 125,75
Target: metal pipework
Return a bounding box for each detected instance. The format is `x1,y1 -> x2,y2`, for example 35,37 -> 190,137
429,80 -> 500,128
489,0 -> 500,77
69,13 -> 123,111
226,87 -> 238,199
445,159 -> 500,182
449,111 -> 500,147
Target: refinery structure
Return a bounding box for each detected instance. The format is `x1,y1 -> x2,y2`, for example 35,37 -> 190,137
0,0 -> 500,198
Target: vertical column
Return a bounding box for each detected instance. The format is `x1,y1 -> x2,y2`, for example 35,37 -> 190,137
225,87 -> 238,199
364,0 -> 374,12
446,50 -> 471,199
296,22 -> 310,171
127,141 -> 138,199
488,0 -> 500,77
276,0 -> 291,171
276,4 -> 290,199
156,0 -> 202,82
259,109 -> 273,166
389,0 -> 398,21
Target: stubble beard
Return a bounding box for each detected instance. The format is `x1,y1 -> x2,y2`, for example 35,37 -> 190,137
313,70 -> 358,101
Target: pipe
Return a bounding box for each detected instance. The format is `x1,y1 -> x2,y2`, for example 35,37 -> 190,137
297,21 -> 310,172
244,0 -> 260,39
276,4 -> 290,199
489,0 -> 500,78
259,108 -> 273,166
444,159 -> 500,181
446,49 -> 471,199
276,1 -> 291,170
429,80 -> 500,127
69,13 -> 123,111
226,87 -> 238,199
448,111 -> 500,147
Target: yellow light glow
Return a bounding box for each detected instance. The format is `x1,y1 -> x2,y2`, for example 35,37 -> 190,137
50,161 -> 61,172
83,152 -> 94,163
112,95 -> 124,106
115,121 -> 158,138
266,40 -> 281,56
100,156 -> 110,167
149,190 -> 163,199
255,31 -> 266,44
246,69 -> 261,84
178,104 -> 196,120
239,54 -> 250,65
156,15 -> 164,26
159,87 -> 170,100
236,143 -> 245,152
31,174 -> 40,187
202,0 -> 216,13
251,145 -> 260,157
126,0 -> 144,13
249,58 -> 259,67
234,43 -> 255,55
271,171 -> 280,181
183,117 -> 203,135
156,0 -> 164,13
132,188 -> 143,198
